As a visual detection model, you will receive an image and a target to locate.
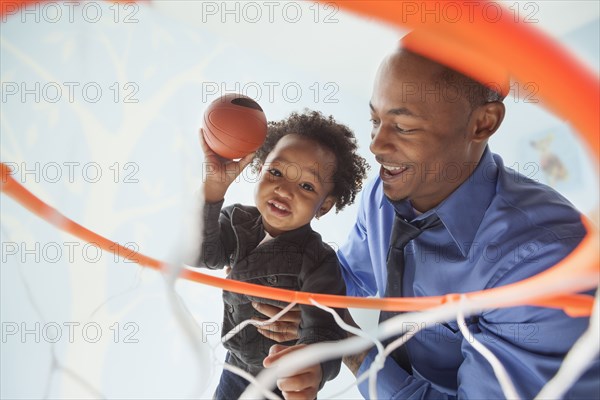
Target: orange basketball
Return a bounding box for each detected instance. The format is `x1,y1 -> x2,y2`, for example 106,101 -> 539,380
201,93 -> 267,159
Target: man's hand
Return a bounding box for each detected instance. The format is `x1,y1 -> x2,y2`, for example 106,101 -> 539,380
342,350 -> 369,376
252,302 -> 301,342
263,344 -> 322,400
200,131 -> 255,203
341,311 -> 368,376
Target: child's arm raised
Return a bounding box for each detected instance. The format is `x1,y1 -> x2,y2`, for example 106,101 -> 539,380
190,132 -> 255,269
200,130 -> 255,203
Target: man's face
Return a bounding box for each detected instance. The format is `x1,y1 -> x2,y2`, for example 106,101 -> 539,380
254,134 -> 336,237
369,50 -> 479,212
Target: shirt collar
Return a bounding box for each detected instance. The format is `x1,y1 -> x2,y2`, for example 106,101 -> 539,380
435,147 -> 498,256
379,147 -> 498,257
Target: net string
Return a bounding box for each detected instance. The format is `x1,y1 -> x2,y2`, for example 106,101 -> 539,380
244,293 -> 600,399
456,295 -> 519,399
1,162 -> 597,318
2,163 -> 598,398
217,302 -> 299,400
309,299 -> 386,400
3,172 -> 598,399
535,289 -> 600,399
242,300 -> 463,399
221,302 -> 297,344
0,226 -> 106,399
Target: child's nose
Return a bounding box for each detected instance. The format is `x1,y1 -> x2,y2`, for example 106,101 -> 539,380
274,184 -> 293,199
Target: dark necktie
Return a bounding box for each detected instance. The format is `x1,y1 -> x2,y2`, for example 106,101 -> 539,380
380,212 -> 441,374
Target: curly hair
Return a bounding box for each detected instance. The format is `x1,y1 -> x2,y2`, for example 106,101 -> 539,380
252,110 -> 369,213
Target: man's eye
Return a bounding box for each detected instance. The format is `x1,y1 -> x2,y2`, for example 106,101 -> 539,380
300,183 -> 315,192
396,125 -> 416,134
370,118 -> 380,127
267,168 -> 282,177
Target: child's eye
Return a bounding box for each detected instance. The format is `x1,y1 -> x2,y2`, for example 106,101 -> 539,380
267,168 -> 282,177
300,183 -> 315,192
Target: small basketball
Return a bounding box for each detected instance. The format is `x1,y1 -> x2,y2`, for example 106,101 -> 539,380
201,93 -> 267,159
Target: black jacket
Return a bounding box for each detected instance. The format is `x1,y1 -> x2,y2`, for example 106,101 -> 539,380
194,200 -> 346,385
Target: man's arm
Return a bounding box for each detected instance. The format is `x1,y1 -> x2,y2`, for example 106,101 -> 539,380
342,308 -> 456,399
343,351 -> 369,376
341,311 -> 370,376
455,238 -> 599,399
336,179 -> 382,299
352,236 -> 598,399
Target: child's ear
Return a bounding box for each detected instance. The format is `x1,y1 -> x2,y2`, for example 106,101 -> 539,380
316,196 -> 336,219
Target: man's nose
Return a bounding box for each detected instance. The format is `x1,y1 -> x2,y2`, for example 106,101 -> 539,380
370,126 -> 394,155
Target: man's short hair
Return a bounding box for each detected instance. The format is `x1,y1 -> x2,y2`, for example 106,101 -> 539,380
437,65 -> 506,108
401,30 -> 509,108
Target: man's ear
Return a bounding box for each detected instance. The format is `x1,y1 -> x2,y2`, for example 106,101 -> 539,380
471,101 -> 505,143
316,196 -> 336,218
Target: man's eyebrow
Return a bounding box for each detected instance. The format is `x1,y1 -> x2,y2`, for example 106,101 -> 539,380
271,157 -> 323,182
369,102 -> 424,119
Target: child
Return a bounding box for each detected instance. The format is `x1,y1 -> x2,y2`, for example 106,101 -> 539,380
193,110 -> 368,399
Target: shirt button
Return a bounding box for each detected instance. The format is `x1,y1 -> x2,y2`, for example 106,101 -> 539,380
226,304 -> 234,313
267,275 -> 278,285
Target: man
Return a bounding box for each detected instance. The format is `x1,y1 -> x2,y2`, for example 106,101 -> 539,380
256,40 -> 599,399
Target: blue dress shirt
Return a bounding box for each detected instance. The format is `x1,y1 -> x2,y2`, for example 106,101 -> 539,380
338,147 -> 599,399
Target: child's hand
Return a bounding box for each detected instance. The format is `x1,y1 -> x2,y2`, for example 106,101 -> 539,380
263,344 -> 322,400
252,302 -> 301,342
200,130 -> 255,203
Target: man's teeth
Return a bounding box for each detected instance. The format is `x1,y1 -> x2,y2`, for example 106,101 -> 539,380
382,164 -> 405,171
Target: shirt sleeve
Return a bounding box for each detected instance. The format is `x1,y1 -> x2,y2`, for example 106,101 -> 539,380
337,179 -> 379,297
358,236 -> 599,399
456,235 -> 598,399
358,347 -> 456,400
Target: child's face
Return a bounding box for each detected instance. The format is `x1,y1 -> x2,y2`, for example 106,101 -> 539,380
254,134 -> 337,236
